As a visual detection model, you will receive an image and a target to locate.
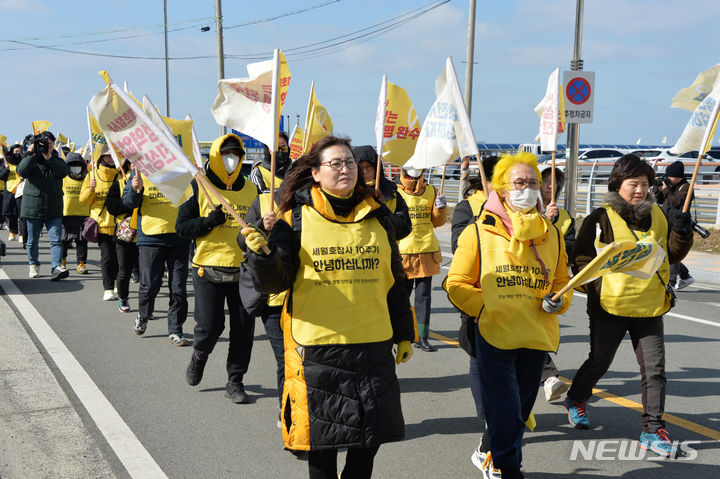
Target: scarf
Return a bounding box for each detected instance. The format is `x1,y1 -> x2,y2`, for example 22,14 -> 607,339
484,190 -> 548,264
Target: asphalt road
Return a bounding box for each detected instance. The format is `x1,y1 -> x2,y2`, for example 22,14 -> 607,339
1,226 -> 719,478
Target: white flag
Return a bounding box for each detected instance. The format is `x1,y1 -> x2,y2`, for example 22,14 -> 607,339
405,57 -> 479,169
88,79 -> 196,206
670,73 -> 720,155
538,68 -> 561,152
374,75 -> 387,154
211,49 -> 290,151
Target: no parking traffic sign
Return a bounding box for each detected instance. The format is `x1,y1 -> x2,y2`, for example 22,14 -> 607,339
563,71 -> 595,124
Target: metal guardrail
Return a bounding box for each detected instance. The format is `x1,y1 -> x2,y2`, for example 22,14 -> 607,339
401,160 -> 720,227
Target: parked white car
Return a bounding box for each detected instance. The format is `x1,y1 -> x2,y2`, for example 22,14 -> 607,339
632,149 -> 720,182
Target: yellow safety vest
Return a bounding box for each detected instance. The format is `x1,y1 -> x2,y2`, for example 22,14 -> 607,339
255,165 -> 283,191
598,205 -> 670,317
555,208 -> 572,238
5,164 -> 21,194
286,204 -> 395,346
62,176 -> 90,217
475,212 -> 564,351
193,180 -> 257,268
138,179 -> 178,235
86,170 -> 118,228
467,190 -> 487,217
397,185 -> 439,254
258,192 -> 287,307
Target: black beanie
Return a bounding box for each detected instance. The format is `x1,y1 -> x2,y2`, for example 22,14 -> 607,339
666,160 -> 685,178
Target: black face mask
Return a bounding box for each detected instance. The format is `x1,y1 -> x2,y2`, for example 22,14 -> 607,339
276,151 -> 290,165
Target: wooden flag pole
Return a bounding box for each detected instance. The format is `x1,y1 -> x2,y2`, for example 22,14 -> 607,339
550,150 -> 557,201
269,149 -> 277,211
374,153 -> 383,193
439,163 -> 448,195
193,172 -> 270,255
475,155 -> 488,194
550,242 -> 618,301
682,152 -> 702,213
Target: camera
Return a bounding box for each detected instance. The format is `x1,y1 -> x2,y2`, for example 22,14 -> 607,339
691,219 -> 711,239
653,176 -> 670,189
28,131 -> 55,155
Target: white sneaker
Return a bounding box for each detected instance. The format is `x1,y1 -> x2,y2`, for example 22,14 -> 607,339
169,333 -> 190,347
481,451 -> 501,479
29,264 -> 39,278
470,443 -> 487,471
103,289 -> 117,301
676,276 -> 695,290
544,376 -> 570,402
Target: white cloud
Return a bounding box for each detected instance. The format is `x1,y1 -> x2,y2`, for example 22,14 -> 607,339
0,0 -> 47,11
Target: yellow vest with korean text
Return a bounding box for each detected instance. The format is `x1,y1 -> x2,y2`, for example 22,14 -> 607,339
5,164 -> 21,194
62,176 -> 90,217
193,180 -> 257,268
138,178 -> 177,235
556,208 -> 573,237
84,167 -> 117,229
284,196 -> 394,346
598,205 -> 670,317
256,165 -> 282,191
468,190 -> 487,217
259,192 -> 286,307
397,185 -> 439,254
476,211 -> 564,351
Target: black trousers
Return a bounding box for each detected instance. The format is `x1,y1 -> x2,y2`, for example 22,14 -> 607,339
261,305 -> 285,405
567,314 -> 666,433
98,233 -> 118,290
404,276 -> 432,338
192,268 -> 255,384
138,244 -> 189,335
308,446 -> 379,479
115,240 -> 138,301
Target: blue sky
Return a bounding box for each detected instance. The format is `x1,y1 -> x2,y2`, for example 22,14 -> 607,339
2,0 -> 720,149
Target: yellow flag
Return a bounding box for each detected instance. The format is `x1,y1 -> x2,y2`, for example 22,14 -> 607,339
381,81 -> 422,166
0,134 -> 6,146
557,81 -> 566,134
302,82 -> 333,154
57,133 -> 68,145
162,115 -> 194,163
32,120 -> 52,134
671,64 -> 720,111
289,125 -> 304,160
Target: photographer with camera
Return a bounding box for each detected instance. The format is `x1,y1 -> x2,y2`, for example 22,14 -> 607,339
653,161 -> 695,289
17,131 -> 70,280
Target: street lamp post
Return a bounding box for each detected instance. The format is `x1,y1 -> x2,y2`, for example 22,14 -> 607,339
163,0 -> 170,117
565,0 -> 584,216
216,0 -> 226,136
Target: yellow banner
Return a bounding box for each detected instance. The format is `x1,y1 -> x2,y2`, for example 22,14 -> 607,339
580,239 -> 665,285
32,120 -> 52,135
381,81 -> 421,166
289,126 -> 304,160
671,64 -> 720,112
57,132 -> 68,145
162,115 -> 194,164
302,83 -> 333,154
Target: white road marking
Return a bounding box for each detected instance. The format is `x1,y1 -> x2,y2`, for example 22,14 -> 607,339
0,270 -> 167,479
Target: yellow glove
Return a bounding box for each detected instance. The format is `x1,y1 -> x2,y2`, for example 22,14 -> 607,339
525,411 -> 536,432
395,340 -> 413,365
241,227 -> 268,254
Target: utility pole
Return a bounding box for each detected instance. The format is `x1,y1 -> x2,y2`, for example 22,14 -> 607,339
216,0 -> 226,136
163,0 -> 170,116
459,0 -> 477,201
565,0 -> 584,216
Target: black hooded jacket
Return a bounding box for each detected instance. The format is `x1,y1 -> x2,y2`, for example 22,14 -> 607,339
353,145 -> 412,240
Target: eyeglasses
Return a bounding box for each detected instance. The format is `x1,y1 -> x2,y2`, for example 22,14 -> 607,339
320,158 -> 357,171
507,179 -> 539,190
277,145 -> 289,153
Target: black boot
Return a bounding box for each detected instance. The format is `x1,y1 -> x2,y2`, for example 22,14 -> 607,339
414,337 -> 437,352
225,381 -> 250,404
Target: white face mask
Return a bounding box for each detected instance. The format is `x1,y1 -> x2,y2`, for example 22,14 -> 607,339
70,166 -> 82,174
222,153 -> 240,175
509,188 -> 539,213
